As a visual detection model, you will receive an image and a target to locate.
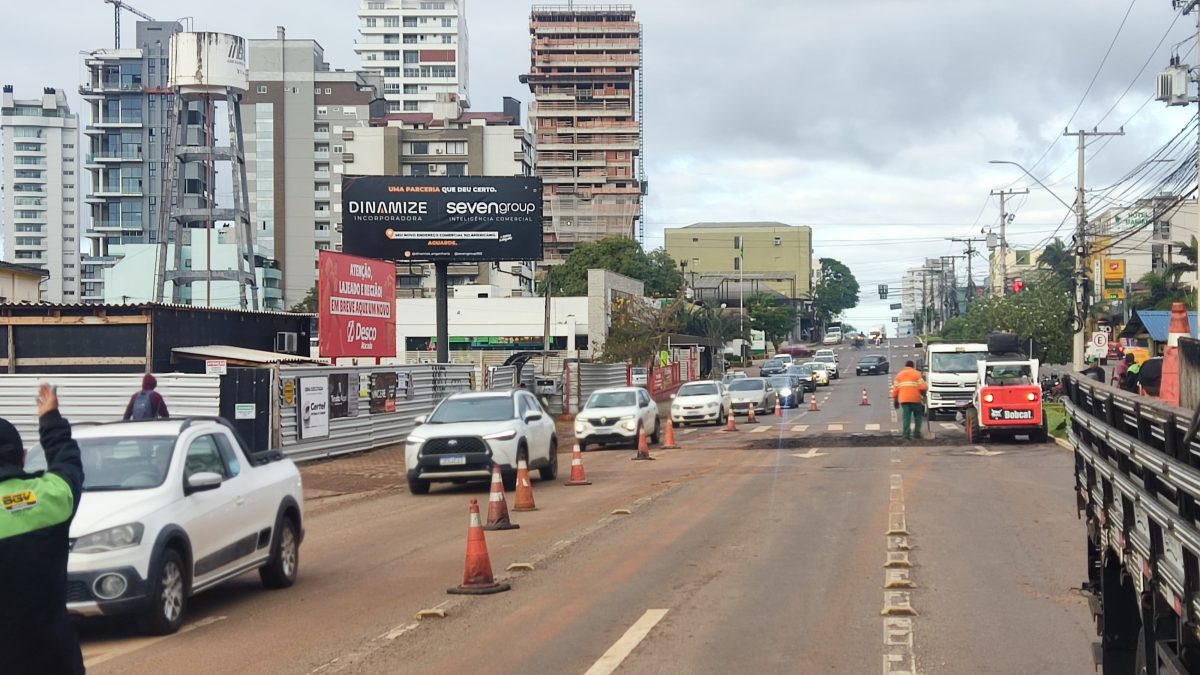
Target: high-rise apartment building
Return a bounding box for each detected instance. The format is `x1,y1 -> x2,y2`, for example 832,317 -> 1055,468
0,86 -> 80,303
354,0 -> 470,114
525,4 -> 644,262
243,32 -> 386,307
341,95 -> 536,298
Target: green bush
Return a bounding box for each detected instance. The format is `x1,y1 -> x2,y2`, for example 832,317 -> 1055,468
1043,403 -> 1068,440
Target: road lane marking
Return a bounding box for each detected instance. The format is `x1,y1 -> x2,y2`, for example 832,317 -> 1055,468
938,422 -> 957,430
585,608 -> 670,675
883,474 -> 917,673
827,423 -> 844,431
83,615 -> 228,668
751,425 -> 772,433
969,445 -> 1005,457
865,423 -> 881,431
792,448 -> 827,459
792,425 -> 809,432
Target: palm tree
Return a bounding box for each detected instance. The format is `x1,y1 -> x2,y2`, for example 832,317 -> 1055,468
1130,270 -> 1191,311
1036,238 -> 1073,289
1171,235 -> 1198,275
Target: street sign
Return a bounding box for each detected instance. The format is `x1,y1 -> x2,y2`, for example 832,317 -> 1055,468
878,284 -> 888,300
235,403 -> 256,420
1091,332 -> 1109,350
205,359 -> 227,376
889,303 -> 902,311
891,316 -> 899,323
282,379 -> 296,406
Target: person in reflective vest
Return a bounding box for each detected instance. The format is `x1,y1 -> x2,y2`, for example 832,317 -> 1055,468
891,360 -> 927,442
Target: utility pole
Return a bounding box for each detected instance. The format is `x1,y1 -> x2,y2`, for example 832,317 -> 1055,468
1064,127 -> 1125,370
940,255 -> 966,318
1160,1 -> 1200,313
948,237 -> 986,303
989,189 -> 1028,295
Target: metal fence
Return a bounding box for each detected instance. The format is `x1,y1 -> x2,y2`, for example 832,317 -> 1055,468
0,373 -> 220,443
277,364 -> 473,462
487,365 -> 518,390
565,362 -> 629,414
1180,337 -> 1200,410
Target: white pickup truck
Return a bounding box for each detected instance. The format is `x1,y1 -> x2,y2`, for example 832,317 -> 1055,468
25,417 -> 305,635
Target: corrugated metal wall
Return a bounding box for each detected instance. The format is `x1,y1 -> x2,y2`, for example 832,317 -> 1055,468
487,365 -> 518,390
566,363 -> 629,413
277,364 -> 473,462
0,374 -> 221,444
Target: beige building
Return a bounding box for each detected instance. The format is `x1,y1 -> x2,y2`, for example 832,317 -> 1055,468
0,261 -> 48,303
988,247 -> 1043,294
665,222 -> 814,300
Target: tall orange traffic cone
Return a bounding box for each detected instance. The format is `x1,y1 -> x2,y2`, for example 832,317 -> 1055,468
724,412 -> 738,432
661,420 -> 680,449
483,464 -> 519,530
860,389 -> 870,406
747,405 -> 758,424
512,459 -> 537,511
633,429 -> 655,461
564,444 -> 592,486
775,399 -> 783,417
810,395 -> 819,412
447,499 -> 511,595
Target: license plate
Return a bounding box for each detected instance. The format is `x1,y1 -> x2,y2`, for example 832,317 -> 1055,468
440,456 -> 467,466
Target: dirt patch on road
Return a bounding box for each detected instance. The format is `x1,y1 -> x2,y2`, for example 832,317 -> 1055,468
300,444 -> 407,497
745,434 -> 969,449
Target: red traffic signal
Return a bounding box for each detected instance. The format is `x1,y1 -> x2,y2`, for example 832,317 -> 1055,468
1012,278 -> 1024,293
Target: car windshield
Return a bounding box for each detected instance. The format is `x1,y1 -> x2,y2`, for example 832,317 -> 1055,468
816,355 -> 836,363
931,352 -> 987,373
807,362 -> 828,371
428,396 -> 515,423
863,356 -> 884,364
790,365 -> 814,375
25,436 -> 176,491
586,391 -> 637,408
763,360 -> 782,369
729,379 -> 765,392
678,383 -> 719,397
769,377 -> 794,389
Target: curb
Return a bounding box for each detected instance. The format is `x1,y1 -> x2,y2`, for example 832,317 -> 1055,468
1053,436 -> 1072,452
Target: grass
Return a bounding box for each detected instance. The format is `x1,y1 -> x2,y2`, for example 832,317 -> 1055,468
1043,402 -> 1068,440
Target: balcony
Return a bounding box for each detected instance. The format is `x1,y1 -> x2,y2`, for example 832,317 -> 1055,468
314,189 -> 331,200
314,150 -> 331,160
92,219 -> 144,232
79,81 -> 144,97
86,150 -> 143,163
314,170 -> 332,180
313,131 -> 330,141
315,210 -> 332,220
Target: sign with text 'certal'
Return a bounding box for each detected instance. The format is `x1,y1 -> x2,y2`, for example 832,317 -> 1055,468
318,250 -> 397,359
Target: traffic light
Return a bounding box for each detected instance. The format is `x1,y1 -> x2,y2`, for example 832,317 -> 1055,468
1012,278 -> 1024,293
878,284 -> 888,300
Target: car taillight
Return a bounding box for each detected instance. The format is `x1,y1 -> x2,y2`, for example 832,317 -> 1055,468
983,393 -> 994,403
1026,392 -> 1038,402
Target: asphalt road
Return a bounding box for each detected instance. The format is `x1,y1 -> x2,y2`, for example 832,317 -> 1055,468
77,341 -> 1094,674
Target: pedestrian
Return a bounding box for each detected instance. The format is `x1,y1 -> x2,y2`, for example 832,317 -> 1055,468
0,383 -> 86,674
1114,353 -> 1133,387
891,360 -> 928,443
1122,359 -> 1142,393
1137,357 -> 1164,397
124,373 -> 170,420
1080,357 -> 1105,383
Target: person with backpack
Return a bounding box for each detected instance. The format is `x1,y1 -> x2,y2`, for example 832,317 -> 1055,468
123,373 -> 170,420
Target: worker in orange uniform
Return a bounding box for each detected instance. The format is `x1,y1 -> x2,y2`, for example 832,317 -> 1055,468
891,360 -> 928,443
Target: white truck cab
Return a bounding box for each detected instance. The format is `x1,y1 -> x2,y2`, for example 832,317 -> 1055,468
923,342 -> 988,419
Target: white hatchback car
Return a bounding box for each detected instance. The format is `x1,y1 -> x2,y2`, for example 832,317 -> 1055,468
575,386 -> 661,451
406,390 -> 558,493
25,418 -> 305,635
670,380 -> 731,427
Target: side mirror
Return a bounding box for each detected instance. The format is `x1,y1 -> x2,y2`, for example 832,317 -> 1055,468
670,393 -> 677,400
414,414 -> 428,425
524,410 -> 543,422
185,472 -> 222,494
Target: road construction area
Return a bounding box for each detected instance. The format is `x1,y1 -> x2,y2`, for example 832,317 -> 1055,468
76,340 -> 1094,674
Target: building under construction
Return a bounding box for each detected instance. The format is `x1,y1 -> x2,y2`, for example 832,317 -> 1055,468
525,4 -> 645,262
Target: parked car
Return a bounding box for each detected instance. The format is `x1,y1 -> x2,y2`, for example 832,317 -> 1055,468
778,344 -> 815,359
630,367 -> 648,387
760,358 -> 788,377
406,390 -> 558,494
814,354 -> 840,379
670,380 -> 732,427
23,418 -> 305,635
774,354 -> 794,367
786,364 -> 819,392
727,377 -> 779,415
722,371 -> 748,385
856,355 -> 890,375
575,386 -> 661,451
768,375 -> 806,408
805,361 -> 832,386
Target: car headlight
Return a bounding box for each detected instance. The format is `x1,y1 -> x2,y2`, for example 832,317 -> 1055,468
74,523 -> 144,554
483,429 -> 518,441
624,419 -> 638,431
406,434 -> 428,444
706,402 -> 718,409
575,423 -> 585,434
781,388 -> 792,397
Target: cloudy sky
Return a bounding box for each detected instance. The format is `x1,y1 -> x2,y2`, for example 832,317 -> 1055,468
4,0 -> 1198,329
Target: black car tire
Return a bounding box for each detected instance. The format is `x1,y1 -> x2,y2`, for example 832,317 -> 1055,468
650,417 -> 661,445
578,440 -> 588,453
539,439 -> 558,480
139,548 -> 187,636
260,514 -> 300,589
408,476 -> 431,495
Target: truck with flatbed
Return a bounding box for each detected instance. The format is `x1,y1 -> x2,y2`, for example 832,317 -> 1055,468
923,341 -> 989,419
1064,371 -> 1200,673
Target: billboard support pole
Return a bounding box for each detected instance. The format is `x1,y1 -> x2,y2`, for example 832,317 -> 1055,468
435,261 -> 450,364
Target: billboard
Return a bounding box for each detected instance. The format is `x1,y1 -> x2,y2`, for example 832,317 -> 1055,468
318,251 -> 397,359
298,376 -> 329,440
341,176 -> 543,263
169,32 -> 249,93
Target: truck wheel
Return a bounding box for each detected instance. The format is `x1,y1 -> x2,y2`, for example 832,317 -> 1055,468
260,515 -> 300,589
965,409 -> 980,444
139,548 -> 187,635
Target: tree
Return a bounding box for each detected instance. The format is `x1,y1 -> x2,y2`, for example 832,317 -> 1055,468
813,258 -> 860,325
745,294 -> 798,350
1035,238 -> 1073,289
938,280 -> 1072,363
679,303 -> 746,347
543,237 -> 684,298
1130,270 -> 1193,311
291,284 -> 318,313
598,295 -> 684,365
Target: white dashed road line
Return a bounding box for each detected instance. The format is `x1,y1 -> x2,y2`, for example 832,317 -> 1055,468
585,609 -> 670,675
792,425 -> 809,432
751,425 -> 772,433
827,423 -> 844,432
865,423 -> 881,431
882,471 -> 917,674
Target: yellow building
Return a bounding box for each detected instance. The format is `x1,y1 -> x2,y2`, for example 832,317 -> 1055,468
0,262 -> 47,303
665,222 -> 813,299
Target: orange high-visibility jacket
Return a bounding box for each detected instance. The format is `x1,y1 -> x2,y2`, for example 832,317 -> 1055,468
891,367 -> 927,404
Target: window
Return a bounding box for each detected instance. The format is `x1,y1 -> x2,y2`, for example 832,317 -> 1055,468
404,35 -> 417,44
364,17 -> 376,27
421,65 -> 456,78
325,87 -> 332,95
733,256 -> 741,271
403,17 -> 418,27
404,50 -> 421,64
404,67 -> 420,78
403,101 -> 419,111
384,51 -> 400,61
317,106 -> 328,116
442,35 -> 453,44
733,235 -> 742,249
446,163 -> 466,176
384,67 -> 401,77
442,18 -> 453,27
384,34 -> 399,44
257,85 -> 267,94
409,142 -> 429,154
384,16 -> 399,27
367,1 -> 384,8
388,101 -> 402,112
410,163 -> 429,176
1014,250 -> 1031,266
403,84 -> 418,94
447,141 -> 466,154
774,236 -> 782,246
213,434 -> 241,478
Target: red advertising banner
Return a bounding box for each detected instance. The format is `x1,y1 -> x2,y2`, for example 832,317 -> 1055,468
318,250 -> 396,359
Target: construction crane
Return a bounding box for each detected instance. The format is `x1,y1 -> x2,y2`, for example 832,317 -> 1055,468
104,0 -> 154,49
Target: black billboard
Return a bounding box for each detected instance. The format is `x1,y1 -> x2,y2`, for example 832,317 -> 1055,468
342,176 -> 543,263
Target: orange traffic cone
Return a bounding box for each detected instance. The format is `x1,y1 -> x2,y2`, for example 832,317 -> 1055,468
633,430 -> 655,461
513,459 -> 537,511
810,395 -> 819,412
661,420 -> 680,449
447,499 -> 511,595
1162,301 -> 1190,406
564,444 -> 592,486
724,412 -> 738,432
483,464 -> 519,530
747,406 -> 758,424
775,399 -> 783,417
860,389 -> 870,406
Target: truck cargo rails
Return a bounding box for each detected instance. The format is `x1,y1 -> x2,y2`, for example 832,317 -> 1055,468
1064,373 -> 1200,674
